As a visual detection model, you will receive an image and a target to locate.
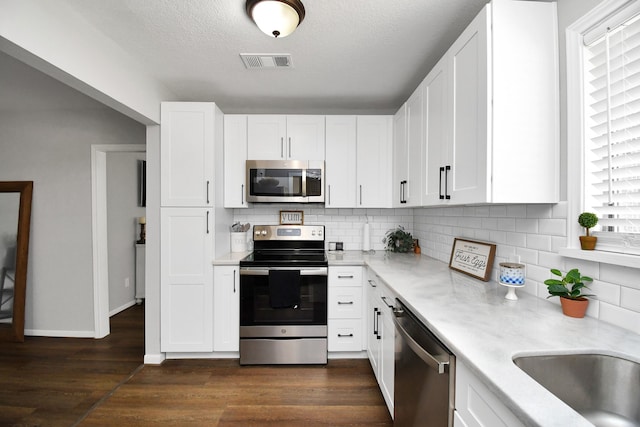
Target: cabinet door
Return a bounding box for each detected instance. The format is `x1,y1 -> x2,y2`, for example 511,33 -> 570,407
449,7 -> 489,204
223,115 -> 248,208
286,115 -> 325,160
366,270 -> 381,380
392,104 -> 408,207
247,115 -> 287,160
423,56 -> 451,205
405,84 -> 424,206
213,266 -> 240,352
161,102 -> 214,207
379,288 -> 395,415
356,116 -> 393,208
160,208 -> 213,352
325,116 -> 357,207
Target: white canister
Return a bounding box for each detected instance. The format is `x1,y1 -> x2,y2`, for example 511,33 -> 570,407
499,262 -> 525,285
230,231 -> 248,253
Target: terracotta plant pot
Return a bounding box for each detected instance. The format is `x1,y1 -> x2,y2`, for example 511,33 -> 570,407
579,235 -> 597,250
560,297 -> 589,318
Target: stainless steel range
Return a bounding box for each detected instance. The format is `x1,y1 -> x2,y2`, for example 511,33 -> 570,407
239,225 -> 328,365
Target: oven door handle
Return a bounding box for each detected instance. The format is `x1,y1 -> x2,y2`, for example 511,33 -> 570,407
240,267 -> 328,276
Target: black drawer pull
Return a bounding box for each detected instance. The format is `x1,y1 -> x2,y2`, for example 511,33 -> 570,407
337,301 -> 354,305
337,333 -> 354,338
337,275 -> 354,279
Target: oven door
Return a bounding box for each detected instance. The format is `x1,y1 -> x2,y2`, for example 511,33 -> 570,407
239,266 -> 328,338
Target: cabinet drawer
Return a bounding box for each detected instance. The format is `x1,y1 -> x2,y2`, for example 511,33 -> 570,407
328,286 -> 363,319
329,266 -> 363,286
328,319 -> 363,352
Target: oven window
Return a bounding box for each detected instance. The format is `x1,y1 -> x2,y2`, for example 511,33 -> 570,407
240,274 -> 327,326
249,168 -> 303,197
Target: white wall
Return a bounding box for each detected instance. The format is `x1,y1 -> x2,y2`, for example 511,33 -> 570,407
106,152 -> 146,314
0,51 -> 145,336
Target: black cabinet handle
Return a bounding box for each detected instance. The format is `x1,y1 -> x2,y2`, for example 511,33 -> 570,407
400,180 -> 407,204
241,184 -> 244,205
338,275 -> 354,279
376,310 -> 382,339
337,301 -> 354,305
206,211 -> 210,234
445,165 -> 451,200
233,269 -> 236,293
439,167 -> 445,200
206,180 -> 210,204
373,308 -> 379,336
337,333 -> 354,338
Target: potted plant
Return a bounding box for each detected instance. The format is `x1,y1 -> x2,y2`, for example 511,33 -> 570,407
578,212 -> 598,250
383,226 -> 414,253
544,268 -> 594,318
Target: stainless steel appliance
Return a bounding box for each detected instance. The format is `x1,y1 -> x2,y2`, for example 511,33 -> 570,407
246,160 -> 324,203
393,299 -> 456,427
239,225 -> 328,365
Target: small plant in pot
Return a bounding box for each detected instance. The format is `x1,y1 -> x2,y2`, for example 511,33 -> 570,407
578,212 -> 599,250
383,226 -> 414,253
544,268 -> 594,318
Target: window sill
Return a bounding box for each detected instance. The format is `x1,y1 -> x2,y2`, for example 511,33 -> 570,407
558,248 -> 639,269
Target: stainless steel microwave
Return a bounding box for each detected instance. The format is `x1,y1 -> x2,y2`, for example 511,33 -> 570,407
246,160 -> 324,203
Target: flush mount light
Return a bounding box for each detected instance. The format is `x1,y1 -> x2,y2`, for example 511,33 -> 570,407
246,0 -> 305,38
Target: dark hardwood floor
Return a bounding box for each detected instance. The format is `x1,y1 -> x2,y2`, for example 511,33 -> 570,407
0,305 -> 392,426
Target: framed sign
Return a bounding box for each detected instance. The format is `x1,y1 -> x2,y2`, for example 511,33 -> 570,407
279,210 -> 304,225
449,238 -> 496,281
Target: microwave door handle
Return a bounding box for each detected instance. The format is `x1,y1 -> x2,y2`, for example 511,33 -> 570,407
302,169 -> 307,197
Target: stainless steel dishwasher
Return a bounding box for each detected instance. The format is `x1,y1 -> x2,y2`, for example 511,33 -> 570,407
393,299 -> 455,427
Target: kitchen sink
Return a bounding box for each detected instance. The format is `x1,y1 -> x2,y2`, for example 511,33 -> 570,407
513,354 -> 640,427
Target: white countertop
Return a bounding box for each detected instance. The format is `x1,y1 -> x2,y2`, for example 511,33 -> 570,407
212,251 -> 251,265
215,249 -> 640,426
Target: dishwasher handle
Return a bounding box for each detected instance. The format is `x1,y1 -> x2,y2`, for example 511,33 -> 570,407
393,309 -> 450,374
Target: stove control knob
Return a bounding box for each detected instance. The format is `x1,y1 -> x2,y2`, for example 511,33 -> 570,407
311,230 -> 316,236
261,230 -> 267,236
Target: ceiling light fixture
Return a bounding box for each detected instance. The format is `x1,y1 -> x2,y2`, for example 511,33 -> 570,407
246,0 -> 305,38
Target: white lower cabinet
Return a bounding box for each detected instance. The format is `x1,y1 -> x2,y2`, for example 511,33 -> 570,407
454,361 -> 525,427
366,267 -> 395,418
160,208 -> 213,352
213,266 -> 240,352
328,266 -> 365,352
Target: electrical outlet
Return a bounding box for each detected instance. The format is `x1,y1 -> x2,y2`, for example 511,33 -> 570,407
125,277 -> 130,288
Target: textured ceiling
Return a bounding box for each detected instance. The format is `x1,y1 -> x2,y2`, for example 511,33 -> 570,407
60,0 -> 492,114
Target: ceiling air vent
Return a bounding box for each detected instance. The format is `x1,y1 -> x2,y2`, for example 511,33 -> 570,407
240,54 -> 293,69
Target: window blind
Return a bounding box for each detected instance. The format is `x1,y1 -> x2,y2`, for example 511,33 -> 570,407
584,11 -> 640,252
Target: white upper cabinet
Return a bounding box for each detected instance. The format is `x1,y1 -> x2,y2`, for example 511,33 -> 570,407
223,115 -> 248,208
423,0 -> 559,205
356,116 -> 393,208
161,102 -> 218,207
423,56 -> 450,205
405,84 -> 424,207
325,116 -> 357,207
392,104 -> 408,207
247,115 -> 325,160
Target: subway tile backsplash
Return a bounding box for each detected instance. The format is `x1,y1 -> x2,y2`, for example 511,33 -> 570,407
233,202 -> 640,334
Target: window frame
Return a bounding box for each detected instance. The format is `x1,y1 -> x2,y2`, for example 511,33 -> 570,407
564,0 -> 640,266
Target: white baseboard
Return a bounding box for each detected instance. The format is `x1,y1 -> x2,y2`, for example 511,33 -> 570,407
328,351 -> 368,359
144,353 -> 166,365
109,300 -> 136,317
25,329 -> 95,338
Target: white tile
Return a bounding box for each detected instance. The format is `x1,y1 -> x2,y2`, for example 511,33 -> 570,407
527,264 -> 551,284
516,218 -> 538,234
621,287 -> 640,313
538,251 -> 564,269
601,264 -> 640,290
589,280 -> 621,306
516,247 -> 539,264
506,205 -> 527,218
505,232 -> 526,248
526,204 -> 553,219
552,201 -> 568,218
497,218 -> 516,232
475,206 -> 490,217
599,303 -> 640,334
490,205 -> 507,217
539,218 -> 567,236
482,217 -> 498,230
551,236 -> 568,252
526,234 -> 551,251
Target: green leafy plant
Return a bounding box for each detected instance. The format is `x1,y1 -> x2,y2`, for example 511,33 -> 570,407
543,268 -> 595,300
578,212 -> 598,236
383,226 -> 414,253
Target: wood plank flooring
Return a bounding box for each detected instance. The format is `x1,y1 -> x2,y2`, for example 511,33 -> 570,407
0,305 -> 393,426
